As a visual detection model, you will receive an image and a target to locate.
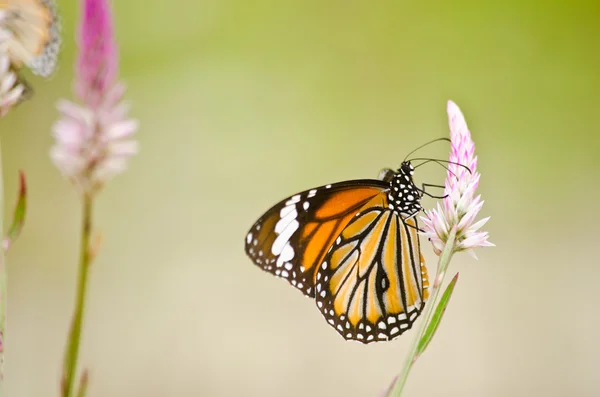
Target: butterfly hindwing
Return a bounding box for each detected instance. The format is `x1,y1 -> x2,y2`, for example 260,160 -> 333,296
1,0 -> 61,77
314,192 -> 429,343
245,180 -> 389,297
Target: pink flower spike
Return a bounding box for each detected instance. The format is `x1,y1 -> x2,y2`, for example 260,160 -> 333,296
420,100 -> 494,257
75,0 -> 118,108
51,0 -> 138,195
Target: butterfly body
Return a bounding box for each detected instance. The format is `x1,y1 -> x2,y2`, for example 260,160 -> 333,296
245,161 -> 429,343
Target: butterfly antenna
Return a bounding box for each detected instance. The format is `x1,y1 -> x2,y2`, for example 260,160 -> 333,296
411,157 -> 472,175
403,137 -> 450,162
412,159 -> 460,181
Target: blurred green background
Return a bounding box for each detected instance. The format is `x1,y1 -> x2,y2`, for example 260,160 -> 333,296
3,0 -> 600,396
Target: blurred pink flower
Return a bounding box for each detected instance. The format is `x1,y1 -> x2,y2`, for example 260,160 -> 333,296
75,0 -> 117,107
420,100 -> 493,258
51,0 -> 137,194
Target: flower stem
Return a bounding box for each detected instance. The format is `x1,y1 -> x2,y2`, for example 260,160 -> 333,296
387,226 -> 457,397
0,138 -> 5,395
62,194 -> 93,397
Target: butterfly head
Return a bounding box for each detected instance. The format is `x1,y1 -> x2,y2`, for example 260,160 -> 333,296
386,161 -> 422,217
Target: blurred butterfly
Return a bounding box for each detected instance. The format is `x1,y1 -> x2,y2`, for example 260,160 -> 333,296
0,0 -> 61,101
245,151 -> 444,344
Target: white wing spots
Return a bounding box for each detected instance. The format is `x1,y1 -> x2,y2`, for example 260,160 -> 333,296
299,266 -> 306,272
303,201 -> 310,210
276,243 -> 295,267
308,189 -> 317,198
325,184 -> 332,189
284,263 -> 293,270
280,205 -> 296,218
387,317 -> 396,324
275,208 -> 298,234
272,220 -> 299,255
285,194 -> 301,205
321,262 -> 328,269
246,233 -> 252,244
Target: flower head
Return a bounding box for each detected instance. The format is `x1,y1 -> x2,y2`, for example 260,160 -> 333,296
51,0 -> 137,194
420,100 -> 493,258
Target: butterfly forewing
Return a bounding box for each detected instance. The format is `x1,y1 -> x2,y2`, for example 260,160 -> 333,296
245,180 -> 389,296
314,192 -> 429,344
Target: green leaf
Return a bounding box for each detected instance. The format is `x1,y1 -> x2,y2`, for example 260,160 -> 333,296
416,272 -> 459,358
4,170 -> 27,251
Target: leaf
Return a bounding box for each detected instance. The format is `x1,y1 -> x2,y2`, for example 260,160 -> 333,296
4,170 -> 27,252
416,272 -> 459,358
75,369 -> 89,397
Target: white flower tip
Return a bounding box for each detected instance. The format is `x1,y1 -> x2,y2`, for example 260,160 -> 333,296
447,99 -> 458,111
466,249 -> 479,260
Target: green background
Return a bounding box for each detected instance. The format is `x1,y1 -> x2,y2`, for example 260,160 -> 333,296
3,0 -> 600,396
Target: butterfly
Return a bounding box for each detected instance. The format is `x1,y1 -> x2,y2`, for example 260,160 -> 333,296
245,161 -> 431,344
0,0 -> 61,101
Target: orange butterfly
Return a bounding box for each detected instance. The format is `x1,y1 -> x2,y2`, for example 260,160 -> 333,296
245,161 -> 430,344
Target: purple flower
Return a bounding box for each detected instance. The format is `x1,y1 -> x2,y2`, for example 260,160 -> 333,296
420,101 -> 493,258
51,0 -> 137,195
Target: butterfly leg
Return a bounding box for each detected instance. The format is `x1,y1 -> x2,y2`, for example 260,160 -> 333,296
418,183 -> 448,200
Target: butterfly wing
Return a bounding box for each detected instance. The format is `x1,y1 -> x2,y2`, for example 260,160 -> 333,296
1,0 -> 61,77
245,180 -> 389,297
314,192 -> 429,343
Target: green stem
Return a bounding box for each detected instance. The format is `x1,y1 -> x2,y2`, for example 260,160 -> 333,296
0,138 -> 5,395
387,226 -> 457,397
62,194 -> 93,397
